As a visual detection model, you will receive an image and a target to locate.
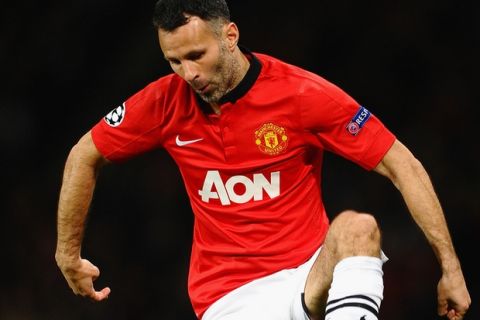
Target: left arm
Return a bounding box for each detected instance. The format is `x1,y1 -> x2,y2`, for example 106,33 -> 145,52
374,139 -> 470,320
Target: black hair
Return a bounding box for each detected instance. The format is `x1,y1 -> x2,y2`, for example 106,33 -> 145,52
153,0 -> 231,31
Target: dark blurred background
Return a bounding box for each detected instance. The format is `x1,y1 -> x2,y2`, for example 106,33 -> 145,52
1,0 -> 478,319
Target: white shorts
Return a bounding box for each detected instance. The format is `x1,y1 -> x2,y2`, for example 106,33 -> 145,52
202,248 -> 321,320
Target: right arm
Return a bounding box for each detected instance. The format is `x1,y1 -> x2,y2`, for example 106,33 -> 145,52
55,130 -> 111,301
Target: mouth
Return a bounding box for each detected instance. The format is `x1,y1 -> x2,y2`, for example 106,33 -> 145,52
198,84 -> 210,94
193,82 -> 210,95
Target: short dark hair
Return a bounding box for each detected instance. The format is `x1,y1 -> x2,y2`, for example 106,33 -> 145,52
153,0 -> 231,31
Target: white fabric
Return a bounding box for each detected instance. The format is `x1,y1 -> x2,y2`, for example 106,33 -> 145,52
202,248 -> 321,320
325,254 -> 388,320
203,251 -> 388,320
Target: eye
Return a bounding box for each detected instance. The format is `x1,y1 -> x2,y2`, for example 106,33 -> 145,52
169,59 -> 181,65
187,51 -> 204,61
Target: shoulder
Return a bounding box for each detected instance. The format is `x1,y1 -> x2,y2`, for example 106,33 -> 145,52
127,73 -> 187,106
254,52 -> 344,99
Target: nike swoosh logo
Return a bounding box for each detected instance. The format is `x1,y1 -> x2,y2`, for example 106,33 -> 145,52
175,135 -> 204,146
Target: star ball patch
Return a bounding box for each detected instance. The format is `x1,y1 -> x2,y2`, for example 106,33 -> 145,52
104,103 -> 126,127
346,106 -> 371,136
255,122 -> 288,155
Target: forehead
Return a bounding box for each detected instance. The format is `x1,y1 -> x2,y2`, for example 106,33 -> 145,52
158,17 -> 219,58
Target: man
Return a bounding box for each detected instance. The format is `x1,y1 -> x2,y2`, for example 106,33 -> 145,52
55,0 -> 471,319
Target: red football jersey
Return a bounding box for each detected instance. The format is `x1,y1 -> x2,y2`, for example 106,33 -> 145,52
91,50 -> 396,318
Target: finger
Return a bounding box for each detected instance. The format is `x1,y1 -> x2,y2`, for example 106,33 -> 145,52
92,287 -> 111,301
437,304 -> 447,316
90,265 -> 100,281
446,309 -> 458,320
67,277 -> 92,297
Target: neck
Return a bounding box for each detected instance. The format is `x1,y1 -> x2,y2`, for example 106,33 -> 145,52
210,103 -> 221,114
234,48 -> 251,90
236,48 -> 251,82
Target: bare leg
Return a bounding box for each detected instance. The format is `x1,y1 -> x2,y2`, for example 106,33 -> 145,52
303,210 -> 382,319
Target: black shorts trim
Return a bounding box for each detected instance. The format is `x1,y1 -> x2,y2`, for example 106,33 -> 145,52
325,294 -> 379,317
300,293 -> 312,320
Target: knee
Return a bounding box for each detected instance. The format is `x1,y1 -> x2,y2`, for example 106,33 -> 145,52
328,210 -> 381,257
334,210 -> 380,238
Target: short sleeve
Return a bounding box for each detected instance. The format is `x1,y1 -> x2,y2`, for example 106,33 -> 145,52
91,80 -> 167,163
299,78 -> 396,170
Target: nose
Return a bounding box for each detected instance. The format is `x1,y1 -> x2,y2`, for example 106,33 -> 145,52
182,61 -> 198,82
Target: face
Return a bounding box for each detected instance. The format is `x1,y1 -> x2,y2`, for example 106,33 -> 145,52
158,17 -> 240,104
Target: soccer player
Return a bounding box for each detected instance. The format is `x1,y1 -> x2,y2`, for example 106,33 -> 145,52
55,0 -> 471,319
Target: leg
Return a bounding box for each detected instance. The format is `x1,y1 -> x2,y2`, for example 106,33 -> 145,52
303,210 -> 383,320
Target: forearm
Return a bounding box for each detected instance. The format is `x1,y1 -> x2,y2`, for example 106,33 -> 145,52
375,140 -> 461,272
56,136 -> 102,266
376,140 -> 470,318
394,158 -> 460,272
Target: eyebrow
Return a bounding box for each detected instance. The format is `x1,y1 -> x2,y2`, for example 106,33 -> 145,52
164,49 -> 205,62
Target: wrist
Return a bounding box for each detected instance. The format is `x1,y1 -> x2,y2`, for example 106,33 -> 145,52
440,257 -> 462,275
55,247 -> 81,269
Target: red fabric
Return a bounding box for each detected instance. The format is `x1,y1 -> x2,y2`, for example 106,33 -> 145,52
91,52 -> 396,318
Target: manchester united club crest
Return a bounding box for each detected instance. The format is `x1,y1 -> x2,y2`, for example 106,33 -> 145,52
255,123 -> 288,155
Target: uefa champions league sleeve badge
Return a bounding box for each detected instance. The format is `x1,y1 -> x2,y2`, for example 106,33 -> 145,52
104,103 -> 126,127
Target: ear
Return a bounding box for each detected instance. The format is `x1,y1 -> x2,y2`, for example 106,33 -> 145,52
224,22 -> 239,52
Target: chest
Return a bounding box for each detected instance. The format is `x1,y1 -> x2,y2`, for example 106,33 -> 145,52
163,96 -> 307,170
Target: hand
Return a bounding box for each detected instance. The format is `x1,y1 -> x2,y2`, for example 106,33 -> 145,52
57,257 -> 111,301
437,269 -> 471,320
